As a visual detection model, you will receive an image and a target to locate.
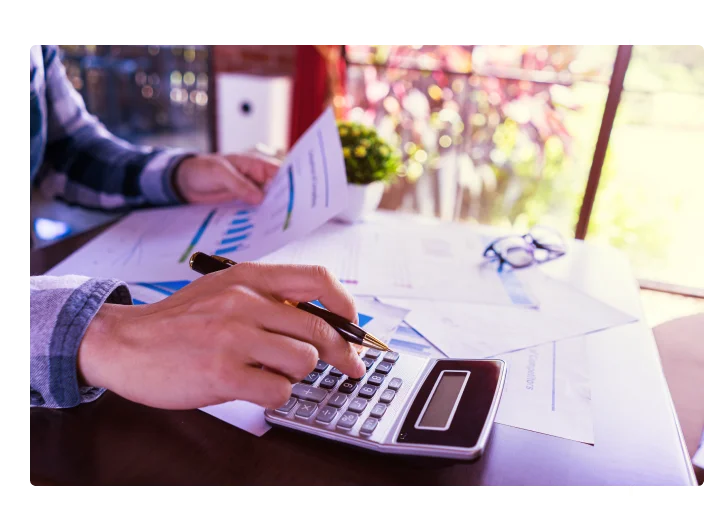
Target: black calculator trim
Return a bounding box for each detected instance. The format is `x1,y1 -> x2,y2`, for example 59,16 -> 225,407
396,359 -> 504,449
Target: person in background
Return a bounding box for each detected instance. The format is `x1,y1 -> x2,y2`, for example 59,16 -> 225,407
30,45 -> 365,411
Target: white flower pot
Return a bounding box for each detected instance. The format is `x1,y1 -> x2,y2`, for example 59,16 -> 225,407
335,181 -> 386,224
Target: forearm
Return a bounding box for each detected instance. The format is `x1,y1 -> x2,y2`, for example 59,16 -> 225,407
30,275 -> 132,408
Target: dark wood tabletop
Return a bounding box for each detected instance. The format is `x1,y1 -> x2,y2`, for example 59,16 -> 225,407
30,225 -> 492,485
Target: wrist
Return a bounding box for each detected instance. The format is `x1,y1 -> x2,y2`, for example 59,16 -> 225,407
77,302 -> 132,390
171,154 -> 197,203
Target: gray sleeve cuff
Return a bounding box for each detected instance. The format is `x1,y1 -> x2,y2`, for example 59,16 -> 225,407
139,149 -> 196,205
31,278 -> 132,408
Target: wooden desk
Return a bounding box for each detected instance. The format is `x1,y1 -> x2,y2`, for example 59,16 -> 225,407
30,215 -> 697,485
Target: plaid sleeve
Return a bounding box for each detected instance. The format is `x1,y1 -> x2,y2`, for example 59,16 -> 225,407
35,45 -> 195,210
30,275 -> 132,408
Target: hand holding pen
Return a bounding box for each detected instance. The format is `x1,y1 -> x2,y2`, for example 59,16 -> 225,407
78,260 -> 368,411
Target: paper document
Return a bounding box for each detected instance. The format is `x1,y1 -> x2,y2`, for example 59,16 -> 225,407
380,271 -> 636,359
692,429 -> 704,470
494,338 -> 594,444
48,108 -> 347,282
120,282 -> 408,436
260,220 -> 539,306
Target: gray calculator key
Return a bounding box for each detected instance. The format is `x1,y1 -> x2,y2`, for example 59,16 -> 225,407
364,350 -> 381,359
348,397 -> 369,413
329,367 -> 343,377
388,377 -> 403,391
375,362 -> 393,375
328,393 -> 347,408
337,411 -> 359,430
314,360 -> 329,372
302,372 -> 320,384
295,401 -> 317,418
358,384 -> 378,399
370,403 -> 387,418
319,375 -> 338,390
360,417 -> 379,435
367,373 -> 385,386
383,351 -> 399,363
339,380 -> 358,394
316,406 -> 338,424
275,397 -> 297,414
292,384 -> 327,403
362,357 -> 375,370
379,389 -> 396,404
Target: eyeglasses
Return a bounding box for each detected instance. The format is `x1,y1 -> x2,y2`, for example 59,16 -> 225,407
483,226 -> 567,271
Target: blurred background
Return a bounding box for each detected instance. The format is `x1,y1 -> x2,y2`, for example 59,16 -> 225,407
30,45 -> 704,325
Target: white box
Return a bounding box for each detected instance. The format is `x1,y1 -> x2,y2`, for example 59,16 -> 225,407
215,73 -> 292,154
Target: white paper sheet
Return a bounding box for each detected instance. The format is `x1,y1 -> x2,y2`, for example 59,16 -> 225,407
692,429 -> 704,470
260,220 -> 539,306
48,108 -> 347,282
494,338 -> 594,444
380,271 -> 636,359
110,282 -> 409,436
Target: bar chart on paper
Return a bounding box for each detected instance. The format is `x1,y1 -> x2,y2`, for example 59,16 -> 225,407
47,107 -> 348,283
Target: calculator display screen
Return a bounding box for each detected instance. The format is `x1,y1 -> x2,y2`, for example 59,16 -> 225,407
416,371 -> 470,430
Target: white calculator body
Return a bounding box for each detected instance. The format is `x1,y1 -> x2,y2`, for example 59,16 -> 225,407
265,325 -> 506,460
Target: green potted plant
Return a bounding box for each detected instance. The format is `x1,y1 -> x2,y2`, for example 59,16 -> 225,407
336,121 -> 402,223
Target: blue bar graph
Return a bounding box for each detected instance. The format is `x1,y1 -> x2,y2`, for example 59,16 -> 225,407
215,244 -> 242,256
220,233 -> 250,245
226,224 -> 253,235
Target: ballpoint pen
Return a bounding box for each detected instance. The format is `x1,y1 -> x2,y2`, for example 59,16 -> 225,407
188,252 -> 391,352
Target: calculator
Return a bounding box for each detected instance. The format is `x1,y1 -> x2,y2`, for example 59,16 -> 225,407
264,348 -> 506,460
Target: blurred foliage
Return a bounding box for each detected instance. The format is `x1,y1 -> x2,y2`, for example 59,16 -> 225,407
338,121 -> 402,185
344,45 -> 612,230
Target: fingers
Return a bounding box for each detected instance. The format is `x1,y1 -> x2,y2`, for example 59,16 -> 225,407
219,162 -> 265,204
233,263 -> 358,324
228,366 -> 293,409
248,331 -> 319,383
224,153 -> 279,188
255,298 -> 366,379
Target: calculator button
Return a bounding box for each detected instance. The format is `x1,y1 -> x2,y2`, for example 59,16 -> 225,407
302,372 -> 320,384
383,351 -> 399,363
337,412 -> 359,430
358,384 -> 378,399
362,357 -> 375,370
275,397 -> 297,414
339,380 -> 358,394
370,403 -> 387,418
295,401 -> 317,419
367,373 -> 385,386
348,397 -> 369,413
364,350 -> 381,359
314,360 -> 329,372
360,417 -> 379,435
388,377 -> 403,391
328,393 -> 347,408
375,362 -> 393,375
329,367 -> 343,377
292,384 -> 327,403
316,406 -> 338,424
379,389 -> 396,404
319,376 -> 338,390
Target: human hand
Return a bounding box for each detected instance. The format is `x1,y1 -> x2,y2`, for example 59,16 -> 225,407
174,152 -> 280,205
78,264 -> 365,410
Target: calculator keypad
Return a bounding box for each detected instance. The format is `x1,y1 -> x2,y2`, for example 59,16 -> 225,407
270,348 -> 422,443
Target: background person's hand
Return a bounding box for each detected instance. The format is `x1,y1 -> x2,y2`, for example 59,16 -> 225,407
78,264 -> 366,410
174,152 -> 280,205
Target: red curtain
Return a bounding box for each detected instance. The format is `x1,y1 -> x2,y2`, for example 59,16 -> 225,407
288,46 -> 346,146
